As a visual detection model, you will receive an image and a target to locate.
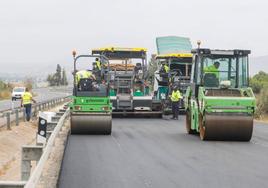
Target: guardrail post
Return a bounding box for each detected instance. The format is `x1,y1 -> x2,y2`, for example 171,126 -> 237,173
23,108 -> 26,122
16,109 -> 19,126
34,105 -> 37,117
21,160 -> 31,181
21,146 -> 43,181
6,113 -> 11,130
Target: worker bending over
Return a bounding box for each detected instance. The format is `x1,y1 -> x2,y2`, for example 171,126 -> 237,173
75,70 -> 96,84
75,70 -> 99,91
170,86 -> 182,120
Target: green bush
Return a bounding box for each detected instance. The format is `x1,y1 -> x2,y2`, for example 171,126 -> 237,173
250,71 -> 268,93
0,80 -> 11,100
0,80 -> 7,89
249,71 -> 268,119
255,88 -> 268,119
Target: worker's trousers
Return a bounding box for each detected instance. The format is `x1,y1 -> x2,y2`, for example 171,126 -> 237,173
172,101 -> 179,119
24,104 -> 32,122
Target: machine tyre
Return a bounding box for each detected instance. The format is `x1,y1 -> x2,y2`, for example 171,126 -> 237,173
186,110 -> 195,134
199,113 -> 207,140
158,113 -> 163,118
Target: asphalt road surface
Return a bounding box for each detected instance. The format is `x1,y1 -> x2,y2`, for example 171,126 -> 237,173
0,87 -> 70,112
59,117 -> 268,188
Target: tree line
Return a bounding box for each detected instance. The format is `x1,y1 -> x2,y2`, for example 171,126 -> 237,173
46,64 -> 68,86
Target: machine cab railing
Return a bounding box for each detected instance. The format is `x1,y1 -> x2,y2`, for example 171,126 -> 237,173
190,48 -> 251,97
72,51 -> 110,97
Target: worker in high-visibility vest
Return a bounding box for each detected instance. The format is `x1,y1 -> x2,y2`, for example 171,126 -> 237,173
75,70 -> 96,85
95,58 -> 102,71
21,88 -> 36,122
160,62 -> 169,74
204,61 -> 220,78
170,86 -> 182,120
159,62 -> 170,83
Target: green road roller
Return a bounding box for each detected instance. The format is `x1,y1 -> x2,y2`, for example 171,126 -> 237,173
69,50 -> 112,134
185,48 -> 256,141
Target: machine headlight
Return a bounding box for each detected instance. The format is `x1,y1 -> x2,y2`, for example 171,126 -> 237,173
102,106 -> 109,111
74,106 -> 81,110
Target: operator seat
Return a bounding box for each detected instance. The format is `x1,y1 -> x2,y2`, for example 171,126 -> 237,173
204,73 -> 219,87
79,78 -> 94,91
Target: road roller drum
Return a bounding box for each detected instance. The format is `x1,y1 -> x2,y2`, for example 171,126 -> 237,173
199,113 -> 253,141
71,113 -> 112,135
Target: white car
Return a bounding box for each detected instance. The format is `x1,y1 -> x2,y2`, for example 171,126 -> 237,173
12,87 -> 26,101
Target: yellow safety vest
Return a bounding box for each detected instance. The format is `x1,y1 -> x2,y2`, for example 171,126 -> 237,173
96,61 -> 101,70
171,90 -> 182,102
22,92 -> 32,105
75,70 -> 92,84
204,65 -> 219,78
164,65 -> 170,73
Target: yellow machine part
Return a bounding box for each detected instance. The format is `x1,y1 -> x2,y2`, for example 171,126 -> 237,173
71,112 -> 112,135
92,47 -> 147,52
155,53 -> 193,59
200,114 -> 253,141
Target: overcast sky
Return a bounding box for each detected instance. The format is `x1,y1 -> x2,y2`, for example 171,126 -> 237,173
0,0 -> 267,73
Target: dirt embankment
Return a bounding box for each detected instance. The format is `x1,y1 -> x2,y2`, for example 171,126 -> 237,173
0,105 -> 63,181
0,121 -> 37,180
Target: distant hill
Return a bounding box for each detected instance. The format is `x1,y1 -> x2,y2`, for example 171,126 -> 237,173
0,61 -> 73,82
250,56 -> 268,76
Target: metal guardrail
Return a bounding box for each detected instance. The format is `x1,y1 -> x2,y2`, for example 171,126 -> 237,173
24,109 -> 70,188
0,108 -> 70,188
0,96 -> 70,129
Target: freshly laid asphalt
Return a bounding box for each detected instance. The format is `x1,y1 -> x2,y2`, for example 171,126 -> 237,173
59,116 -> 268,188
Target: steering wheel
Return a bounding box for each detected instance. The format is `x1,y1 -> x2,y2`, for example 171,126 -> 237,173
170,69 -> 183,77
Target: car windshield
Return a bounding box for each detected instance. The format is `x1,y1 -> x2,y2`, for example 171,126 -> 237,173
13,88 -> 25,92
201,55 -> 249,88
